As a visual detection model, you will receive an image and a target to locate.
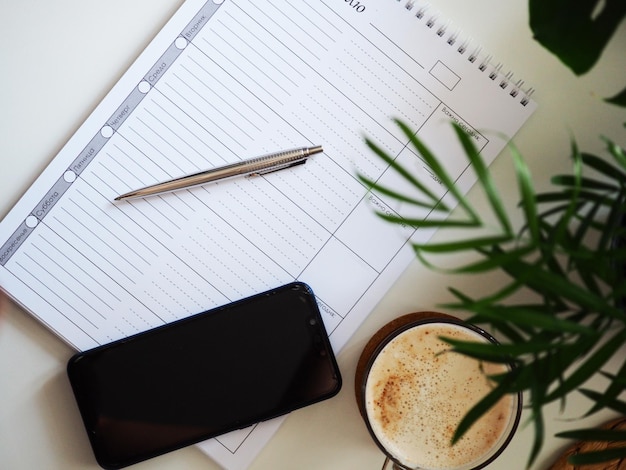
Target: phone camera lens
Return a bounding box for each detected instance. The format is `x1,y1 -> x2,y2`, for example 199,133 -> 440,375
309,318 -> 317,326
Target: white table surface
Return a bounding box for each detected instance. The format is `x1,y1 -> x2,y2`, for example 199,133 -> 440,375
1,1 -> 625,469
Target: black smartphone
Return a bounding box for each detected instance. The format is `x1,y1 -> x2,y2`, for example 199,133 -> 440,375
67,282 -> 342,469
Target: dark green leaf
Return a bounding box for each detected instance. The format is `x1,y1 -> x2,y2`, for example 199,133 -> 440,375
511,147 -> 539,241
414,234 -> 514,253
501,258 -> 625,320
529,0 -> 626,75
362,118 -> 626,470
467,305 -> 595,335
551,175 -> 619,192
453,125 -> 513,235
546,328 -> 626,402
606,85 -> 626,107
556,428 -> 626,441
377,212 -> 475,229
444,284 -> 533,323
579,388 -> 626,415
506,345 -> 583,395
568,448 -> 626,466
357,174 -> 444,210
395,120 -> 479,223
548,140 -> 583,249
536,191 -> 614,207
527,362 -> 546,467
488,321 -> 527,344
581,152 -> 626,184
572,197 -> 602,255
451,371 -> 518,444
364,138 -> 444,208
441,336 -> 559,358
604,136 -> 626,168
598,193 -> 626,253
599,371 -> 626,386
426,245 -> 535,274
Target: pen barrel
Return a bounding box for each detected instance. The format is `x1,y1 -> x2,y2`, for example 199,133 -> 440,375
116,146 -> 323,199
187,145 -> 321,183
236,147 -> 314,175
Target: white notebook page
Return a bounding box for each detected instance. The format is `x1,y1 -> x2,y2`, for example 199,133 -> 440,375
0,0 -> 536,468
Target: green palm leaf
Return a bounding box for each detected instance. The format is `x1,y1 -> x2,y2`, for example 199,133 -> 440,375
363,120 -> 626,467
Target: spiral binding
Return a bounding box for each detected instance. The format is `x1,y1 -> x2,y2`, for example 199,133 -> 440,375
397,0 -> 534,106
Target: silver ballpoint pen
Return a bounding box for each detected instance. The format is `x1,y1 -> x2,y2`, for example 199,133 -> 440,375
114,145 -> 323,201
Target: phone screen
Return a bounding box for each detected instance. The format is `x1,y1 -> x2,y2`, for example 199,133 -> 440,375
67,282 -> 341,469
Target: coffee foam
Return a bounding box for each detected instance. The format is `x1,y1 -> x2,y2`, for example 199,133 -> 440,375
364,323 -> 514,469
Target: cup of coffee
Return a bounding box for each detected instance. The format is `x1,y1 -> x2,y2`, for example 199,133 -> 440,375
355,312 -> 521,470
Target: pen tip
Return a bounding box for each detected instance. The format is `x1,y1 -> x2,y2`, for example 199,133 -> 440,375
309,145 -> 323,155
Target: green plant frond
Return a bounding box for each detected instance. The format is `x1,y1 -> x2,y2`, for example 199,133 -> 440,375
451,370 -> 519,445
556,427 -> 626,465
567,448 -> 626,466
435,341 -> 517,363
556,428 -> 626,442
602,136 -> 626,168
598,192 -> 626,252
575,268 -> 604,300
580,388 -> 626,417
471,305 -> 596,336
552,175 -> 620,192
529,402 -> 546,467
581,356 -> 626,417
542,234 -> 601,284
606,86 -> 626,108
446,286 -> 571,336
489,320 -> 527,344
363,119 -> 626,464
413,234 -> 515,254
572,196 -> 603,251
582,151 -> 626,184
412,244 -> 536,279
441,336 -> 560,359
511,146 -> 539,242
443,294 -> 593,338
535,190 -> 615,207
613,283 -> 626,308
507,346 -> 580,396
394,119 -> 480,222
501,258 -> 624,320
534,192 -> 583,204
598,371 -> 626,386
445,286 -> 474,304
523,359 -> 547,468
364,138 -> 445,209
534,220 -> 572,270
435,244 -> 536,274
579,388 -> 626,415
447,281 -> 528,313
376,212 -> 476,229
545,328 -> 626,403
453,125 -> 513,235
536,215 -> 609,292
547,140 -> 583,249
444,295 -> 535,342
357,174 -> 447,211
439,292 -> 525,336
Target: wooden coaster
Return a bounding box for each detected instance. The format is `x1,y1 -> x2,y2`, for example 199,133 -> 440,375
548,417 -> 626,470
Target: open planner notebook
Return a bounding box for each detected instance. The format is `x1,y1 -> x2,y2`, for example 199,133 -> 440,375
0,0 -> 537,468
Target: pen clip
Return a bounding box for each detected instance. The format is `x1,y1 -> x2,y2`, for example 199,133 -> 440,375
248,158 -> 307,177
